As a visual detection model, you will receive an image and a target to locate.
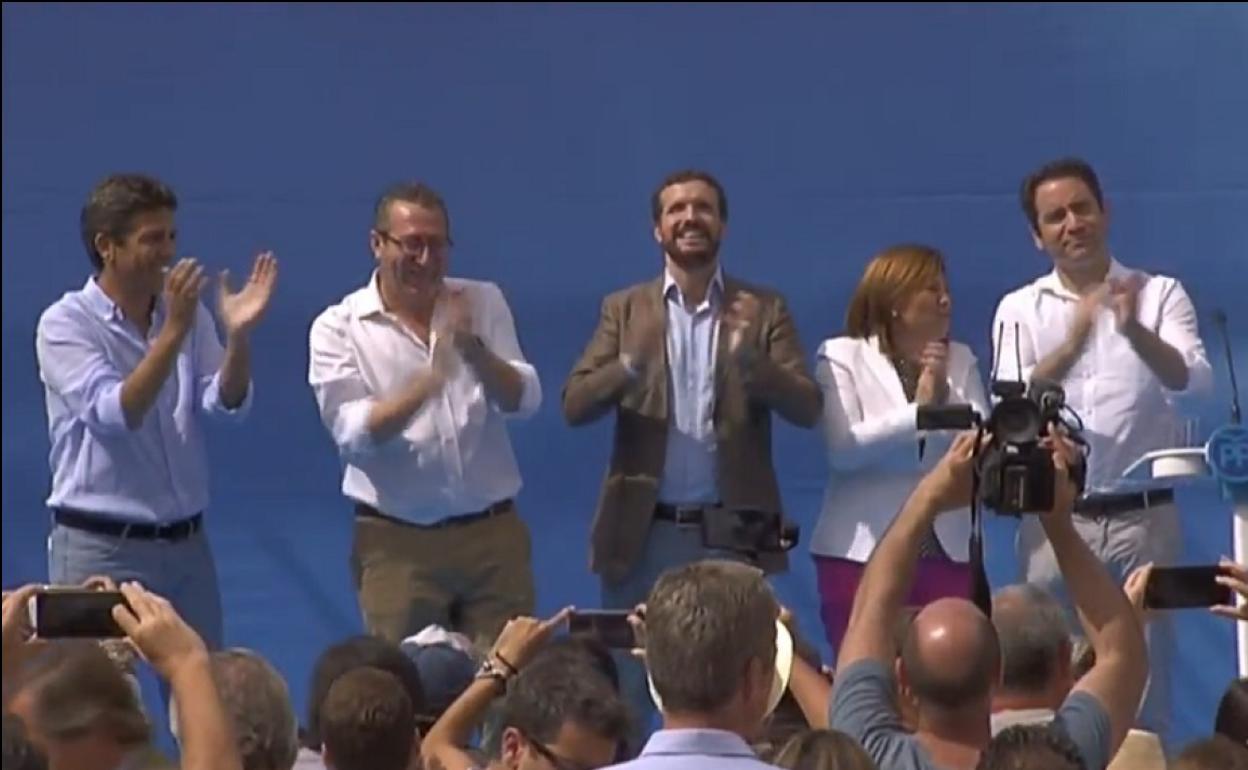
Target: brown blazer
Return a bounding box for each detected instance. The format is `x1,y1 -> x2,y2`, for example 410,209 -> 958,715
562,273 -> 822,584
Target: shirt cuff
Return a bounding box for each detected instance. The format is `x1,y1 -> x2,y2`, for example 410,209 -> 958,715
91,381 -> 132,433
505,360 -> 542,419
204,372 -> 253,421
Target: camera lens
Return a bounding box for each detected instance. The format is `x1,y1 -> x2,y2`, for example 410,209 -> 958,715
992,400 -> 1042,444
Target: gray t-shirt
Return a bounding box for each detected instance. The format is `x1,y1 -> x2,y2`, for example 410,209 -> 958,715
830,659 -> 1112,770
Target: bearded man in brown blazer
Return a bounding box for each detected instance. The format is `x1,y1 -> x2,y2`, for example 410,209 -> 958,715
562,169 -> 822,745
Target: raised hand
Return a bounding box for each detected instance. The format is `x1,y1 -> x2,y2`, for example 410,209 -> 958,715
1212,558 -> 1248,623
218,251 -> 278,339
724,290 -> 762,366
917,431 -> 980,512
112,581 -> 208,679
621,312 -> 665,376
915,340 -> 950,405
164,258 -> 208,335
489,607 -> 573,673
1108,273 -> 1144,334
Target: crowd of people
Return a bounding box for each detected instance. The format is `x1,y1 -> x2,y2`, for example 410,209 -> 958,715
3,156 -> 1247,769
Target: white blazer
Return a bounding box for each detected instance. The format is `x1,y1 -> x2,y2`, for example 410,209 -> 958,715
811,334 -> 990,563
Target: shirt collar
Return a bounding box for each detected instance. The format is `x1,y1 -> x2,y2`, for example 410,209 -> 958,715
1035,256 -> 1131,300
662,265 -> 725,306
82,275 -> 163,323
350,271 -> 388,318
639,728 -> 757,758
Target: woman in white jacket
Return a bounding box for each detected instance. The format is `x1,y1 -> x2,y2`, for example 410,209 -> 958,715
812,244 -> 990,654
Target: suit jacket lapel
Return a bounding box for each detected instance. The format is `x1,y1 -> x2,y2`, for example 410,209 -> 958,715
863,334 -> 907,408
646,276 -> 670,420
713,275 -> 738,418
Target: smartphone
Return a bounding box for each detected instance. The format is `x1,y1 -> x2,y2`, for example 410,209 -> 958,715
1143,565 -> 1233,610
568,610 -> 636,649
28,588 -> 129,638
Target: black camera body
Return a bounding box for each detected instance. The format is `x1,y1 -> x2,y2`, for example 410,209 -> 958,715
977,379 -> 1087,515
701,508 -> 800,556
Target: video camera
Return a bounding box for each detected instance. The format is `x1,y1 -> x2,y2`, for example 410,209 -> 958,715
918,377 -> 1087,515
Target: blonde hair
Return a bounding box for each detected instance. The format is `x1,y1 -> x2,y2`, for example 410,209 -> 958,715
844,244 -> 947,351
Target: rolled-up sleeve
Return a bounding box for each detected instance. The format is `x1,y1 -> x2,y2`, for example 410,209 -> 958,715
194,303 -> 253,421
482,282 -> 542,419
36,304 -> 131,436
1156,278 -> 1214,400
308,307 -> 388,460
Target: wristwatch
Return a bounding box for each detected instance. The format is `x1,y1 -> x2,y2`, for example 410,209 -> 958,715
474,657 -> 512,691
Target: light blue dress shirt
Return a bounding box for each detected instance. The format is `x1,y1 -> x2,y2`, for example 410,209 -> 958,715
35,277 -> 252,523
657,267 -> 723,505
606,728 -> 781,770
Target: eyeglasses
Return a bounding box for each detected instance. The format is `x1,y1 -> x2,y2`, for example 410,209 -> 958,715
517,728 -> 591,770
376,230 -> 452,257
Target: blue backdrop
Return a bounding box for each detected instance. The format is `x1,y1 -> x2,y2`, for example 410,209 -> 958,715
4,1 -> 1246,751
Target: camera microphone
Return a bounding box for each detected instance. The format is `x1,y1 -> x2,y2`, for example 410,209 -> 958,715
1212,309 -> 1242,425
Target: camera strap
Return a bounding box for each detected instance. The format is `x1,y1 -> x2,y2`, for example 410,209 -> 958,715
969,427 -> 993,618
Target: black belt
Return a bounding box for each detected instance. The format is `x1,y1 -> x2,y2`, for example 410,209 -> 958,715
354,499 -> 513,530
53,509 -> 203,542
1074,488 -> 1174,517
653,503 -> 716,525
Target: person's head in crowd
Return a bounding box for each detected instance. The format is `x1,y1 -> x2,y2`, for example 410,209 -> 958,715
897,597 -> 1001,733
1216,677 -> 1248,745
319,667 -> 418,770
1171,735 -> 1248,770
990,584 -> 1074,712
5,641 -> 150,770
3,712 -> 48,770
171,649 -> 298,770
892,606 -> 920,731
303,635 -> 426,751
975,724 -> 1084,770
844,243 -> 952,358
770,728 -> 876,770
540,634 -> 621,693
399,627 -> 478,732
645,559 -> 781,740
494,656 -> 630,770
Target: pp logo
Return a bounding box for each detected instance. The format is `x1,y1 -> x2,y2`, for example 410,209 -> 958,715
1207,424 -> 1248,485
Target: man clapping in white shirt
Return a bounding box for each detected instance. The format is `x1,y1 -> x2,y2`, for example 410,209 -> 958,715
991,157 -> 1214,751
308,182 -> 541,653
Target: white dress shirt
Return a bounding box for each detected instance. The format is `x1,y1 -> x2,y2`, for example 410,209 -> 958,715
812,335 -> 990,562
991,258 -> 1213,495
308,273 -> 541,524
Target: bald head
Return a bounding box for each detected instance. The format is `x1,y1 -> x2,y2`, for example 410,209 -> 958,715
901,598 -> 1000,710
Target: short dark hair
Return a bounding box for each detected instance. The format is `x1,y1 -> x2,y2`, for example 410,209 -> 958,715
1217,677 -> 1248,744
303,636 -> 426,751
80,174 -> 178,271
538,634 -> 621,692
2,713 -> 48,770
320,667 -> 414,770
976,724 -> 1085,770
1018,157 -> 1104,235
645,560 -> 778,713
651,169 -> 729,223
373,182 -> 452,239
497,657 -> 630,753
1173,735 -> 1248,770
992,585 -> 1071,694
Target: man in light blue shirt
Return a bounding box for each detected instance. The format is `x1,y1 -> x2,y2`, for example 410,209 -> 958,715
606,560 -> 785,770
34,173 -> 277,648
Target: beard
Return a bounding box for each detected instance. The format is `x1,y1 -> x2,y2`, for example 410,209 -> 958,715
663,222 -> 720,269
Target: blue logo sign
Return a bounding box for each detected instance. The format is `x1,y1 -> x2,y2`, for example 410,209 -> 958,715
1207,424 -> 1248,485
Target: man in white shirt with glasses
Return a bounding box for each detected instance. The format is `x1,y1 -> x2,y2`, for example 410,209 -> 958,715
308,182 -> 541,654
991,157 -> 1215,751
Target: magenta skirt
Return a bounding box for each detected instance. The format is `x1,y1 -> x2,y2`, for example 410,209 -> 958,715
814,553 -> 972,657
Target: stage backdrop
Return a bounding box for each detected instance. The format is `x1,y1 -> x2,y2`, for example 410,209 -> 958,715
4,1 -> 1246,750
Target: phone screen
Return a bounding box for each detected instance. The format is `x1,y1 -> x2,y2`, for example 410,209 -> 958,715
1143,565 -> 1233,610
568,610 -> 636,649
33,590 -> 129,638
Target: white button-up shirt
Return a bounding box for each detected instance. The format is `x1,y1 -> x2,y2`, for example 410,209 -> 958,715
991,258 -> 1213,494
308,273 -> 540,524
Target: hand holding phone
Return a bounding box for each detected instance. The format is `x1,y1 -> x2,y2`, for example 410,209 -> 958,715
28,587 -> 130,639
1142,565 -> 1235,611
568,610 -> 637,650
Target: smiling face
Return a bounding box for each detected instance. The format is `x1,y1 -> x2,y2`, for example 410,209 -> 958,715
653,179 -> 725,270
370,199 -> 450,308
96,208 -> 177,298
